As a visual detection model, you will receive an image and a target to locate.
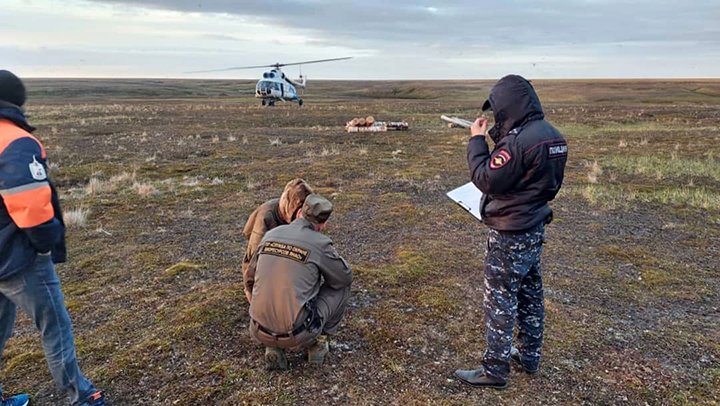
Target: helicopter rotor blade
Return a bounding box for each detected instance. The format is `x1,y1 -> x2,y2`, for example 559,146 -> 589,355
184,64 -> 276,74
184,57 -> 352,74
274,57 -> 352,68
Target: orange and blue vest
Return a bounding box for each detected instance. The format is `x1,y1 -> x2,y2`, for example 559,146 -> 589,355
0,115 -> 66,280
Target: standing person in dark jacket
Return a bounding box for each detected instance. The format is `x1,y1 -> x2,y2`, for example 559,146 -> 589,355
0,70 -> 108,406
455,75 -> 567,389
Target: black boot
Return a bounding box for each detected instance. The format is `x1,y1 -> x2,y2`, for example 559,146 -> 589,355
510,346 -> 539,375
454,367 -> 507,390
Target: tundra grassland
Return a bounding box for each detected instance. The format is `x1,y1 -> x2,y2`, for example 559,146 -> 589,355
2,79 -> 718,405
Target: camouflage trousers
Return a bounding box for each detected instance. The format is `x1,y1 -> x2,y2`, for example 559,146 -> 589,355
481,223 -> 545,380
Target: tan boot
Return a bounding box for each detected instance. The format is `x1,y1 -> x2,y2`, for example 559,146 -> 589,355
307,335 -> 330,365
265,347 -> 288,370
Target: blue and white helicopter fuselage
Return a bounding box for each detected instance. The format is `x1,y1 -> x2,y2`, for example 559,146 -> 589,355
255,68 -> 306,106
187,57 -> 351,106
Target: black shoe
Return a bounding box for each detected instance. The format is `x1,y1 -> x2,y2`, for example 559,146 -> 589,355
510,346 -> 539,375
454,367 -> 507,390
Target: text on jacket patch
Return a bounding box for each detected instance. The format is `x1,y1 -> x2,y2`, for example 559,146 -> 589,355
261,241 -> 310,263
547,143 -> 568,159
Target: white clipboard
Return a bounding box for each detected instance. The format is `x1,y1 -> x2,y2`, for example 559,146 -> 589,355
446,182 -> 483,221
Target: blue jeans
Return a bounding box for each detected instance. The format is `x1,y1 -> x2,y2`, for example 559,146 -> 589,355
0,254 -> 96,405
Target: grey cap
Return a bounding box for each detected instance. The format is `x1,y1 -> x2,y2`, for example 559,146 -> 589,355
302,194 -> 333,224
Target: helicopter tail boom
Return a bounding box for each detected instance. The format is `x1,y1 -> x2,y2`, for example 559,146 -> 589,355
288,75 -> 307,89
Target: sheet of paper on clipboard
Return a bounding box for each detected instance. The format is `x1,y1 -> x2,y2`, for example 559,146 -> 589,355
446,182 -> 483,221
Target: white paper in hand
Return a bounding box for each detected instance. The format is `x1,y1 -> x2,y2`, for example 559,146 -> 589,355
446,182 -> 483,221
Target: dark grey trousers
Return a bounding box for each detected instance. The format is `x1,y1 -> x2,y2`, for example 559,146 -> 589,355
0,254 -> 96,405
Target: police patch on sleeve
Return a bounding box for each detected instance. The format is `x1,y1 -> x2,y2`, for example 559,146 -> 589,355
29,156 -> 47,181
489,149 -> 512,170
547,142 -> 568,159
260,241 -> 310,263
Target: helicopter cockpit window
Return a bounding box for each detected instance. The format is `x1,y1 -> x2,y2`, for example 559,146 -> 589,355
256,81 -> 280,95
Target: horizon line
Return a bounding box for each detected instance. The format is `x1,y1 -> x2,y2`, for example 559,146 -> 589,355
21,76 -> 720,81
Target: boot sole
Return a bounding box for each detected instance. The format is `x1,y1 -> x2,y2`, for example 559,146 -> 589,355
454,371 -> 508,390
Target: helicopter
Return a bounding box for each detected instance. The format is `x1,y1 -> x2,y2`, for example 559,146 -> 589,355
186,57 -> 352,106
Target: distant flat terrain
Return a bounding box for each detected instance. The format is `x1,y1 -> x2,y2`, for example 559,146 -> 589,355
5,79 -> 719,405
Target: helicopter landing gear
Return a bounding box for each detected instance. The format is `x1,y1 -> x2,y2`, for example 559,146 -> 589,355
268,100 -> 275,107
261,99 -> 266,106
298,99 -> 303,106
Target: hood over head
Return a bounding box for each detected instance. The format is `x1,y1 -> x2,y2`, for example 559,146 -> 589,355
0,99 -> 35,133
0,70 -> 26,107
482,75 -> 544,143
278,178 -> 314,224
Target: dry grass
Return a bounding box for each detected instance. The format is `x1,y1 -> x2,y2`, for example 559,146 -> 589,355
133,182 -> 158,196
85,171 -> 137,195
109,171 -> 136,185
63,207 -> 90,227
320,145 -> 340,156
85,177 -> 109,194
246,179 -> 261,190
11,78 -> 720,406
307,145 -> 341,157
583,160 -> 603,184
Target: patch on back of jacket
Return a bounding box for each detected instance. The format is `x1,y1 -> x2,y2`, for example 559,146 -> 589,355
547,142 -> 568,159
261,241 -> 310,263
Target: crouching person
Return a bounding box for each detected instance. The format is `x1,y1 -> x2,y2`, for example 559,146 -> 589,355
241,179 -> 314,303
245,195 -> 352,370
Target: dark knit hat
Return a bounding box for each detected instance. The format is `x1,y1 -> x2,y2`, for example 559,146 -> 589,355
0,70 -> 26,107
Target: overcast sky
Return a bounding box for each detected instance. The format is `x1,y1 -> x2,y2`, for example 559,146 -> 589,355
3,0 -> 719,79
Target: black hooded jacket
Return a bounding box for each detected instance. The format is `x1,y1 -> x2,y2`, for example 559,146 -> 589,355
467,75 -> 567,232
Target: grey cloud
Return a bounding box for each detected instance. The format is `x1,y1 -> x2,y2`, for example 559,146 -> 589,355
8,0 -> 719,79
86,0 -> 720,51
